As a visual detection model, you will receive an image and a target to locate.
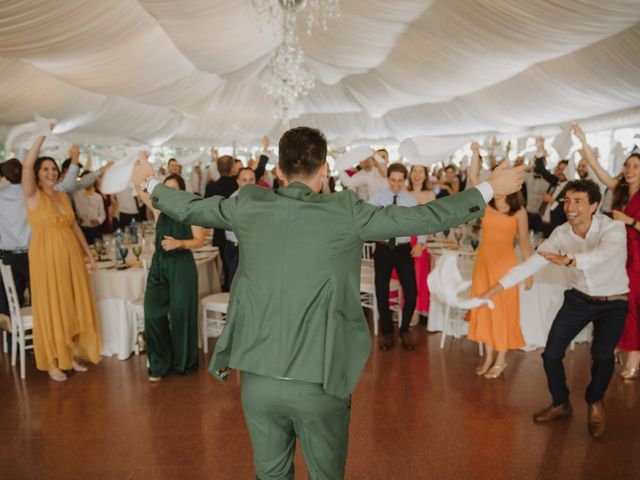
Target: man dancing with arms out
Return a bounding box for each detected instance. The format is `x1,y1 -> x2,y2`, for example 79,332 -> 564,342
132,127 -> 525,479
479,180 -> 629,438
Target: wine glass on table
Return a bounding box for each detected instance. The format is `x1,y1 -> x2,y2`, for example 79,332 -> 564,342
119,245 -> 129,266
454,228 -> 463,247
132,244 -> 142,264
94,238 -> 105,261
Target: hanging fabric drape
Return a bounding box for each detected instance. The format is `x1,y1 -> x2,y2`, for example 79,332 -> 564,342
0,0 -> 639,149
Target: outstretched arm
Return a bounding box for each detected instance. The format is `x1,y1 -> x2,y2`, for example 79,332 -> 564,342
572,123 -> 618,190
132,153 -> 236,229
21,135 -> 46,201
468,142 -> 481,187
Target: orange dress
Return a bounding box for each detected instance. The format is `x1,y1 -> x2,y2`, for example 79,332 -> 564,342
27,191 -> 102,371
468,209 -> 525,352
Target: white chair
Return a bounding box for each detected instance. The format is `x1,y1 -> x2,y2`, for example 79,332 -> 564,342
360,262 -> 402,336
0,264 -> 34,379
126,259 -> 148,355
200,292 -> 230,353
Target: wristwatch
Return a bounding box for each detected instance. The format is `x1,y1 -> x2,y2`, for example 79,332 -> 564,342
139,176 -> 155,193
631,219 -> 638,229
565,254 -> 575,267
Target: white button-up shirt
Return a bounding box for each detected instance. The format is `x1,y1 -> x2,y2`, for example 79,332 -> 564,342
500,214 -> 629,296
0,183 -> 31,251
339,169 -> 387,201
73,190 -> 106,227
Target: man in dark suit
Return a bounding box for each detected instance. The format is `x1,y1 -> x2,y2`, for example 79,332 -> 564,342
536,158 -> 569,238
205,154 -> 268,290
133,127 -> 525,479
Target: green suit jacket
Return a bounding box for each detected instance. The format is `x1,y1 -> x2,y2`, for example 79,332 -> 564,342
151,182 -> 486,397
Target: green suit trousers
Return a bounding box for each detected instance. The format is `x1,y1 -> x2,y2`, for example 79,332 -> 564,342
144,250 -> 198,377
241,372 -> 351,480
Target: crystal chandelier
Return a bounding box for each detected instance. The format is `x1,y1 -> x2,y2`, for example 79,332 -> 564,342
252,0 -> 340,34
253,0 -> 340,123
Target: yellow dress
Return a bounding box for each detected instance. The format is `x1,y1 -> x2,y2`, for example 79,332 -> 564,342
468,209 -> 525,352
27,191 -> 102,371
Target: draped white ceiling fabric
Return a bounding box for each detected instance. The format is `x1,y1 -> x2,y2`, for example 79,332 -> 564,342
1,0 -> 640,151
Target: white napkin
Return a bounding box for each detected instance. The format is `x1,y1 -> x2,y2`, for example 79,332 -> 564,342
334,146 -> 374,171
553,123 -> 574,159
428,251 -> 494,310
99,147 -> 145,195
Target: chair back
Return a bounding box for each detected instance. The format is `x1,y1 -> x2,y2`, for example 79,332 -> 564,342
0,264 -> 22,334
362,242 -> 375,260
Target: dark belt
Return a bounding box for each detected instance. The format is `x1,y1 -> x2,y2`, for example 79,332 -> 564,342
375,241 -> 410,247
0,249 -> 28,255
571,289 -> 628,303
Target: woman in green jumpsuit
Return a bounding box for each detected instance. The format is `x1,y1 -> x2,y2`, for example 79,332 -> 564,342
135,172 -> 204,381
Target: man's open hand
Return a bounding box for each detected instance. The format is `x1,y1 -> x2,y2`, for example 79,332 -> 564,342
487,160 -> 526,197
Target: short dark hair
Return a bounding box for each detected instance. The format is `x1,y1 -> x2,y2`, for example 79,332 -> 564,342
164,173 -> 186,191
168,158 -> 178,166
564,179 -> 602,205
387,163 -> 408,179
33,157 -> 60,185
444,165 -> 456,173
278,127 -> 327,179
217,155 -> 235,176
1,158 -> 22,184
558,159 -> 569,166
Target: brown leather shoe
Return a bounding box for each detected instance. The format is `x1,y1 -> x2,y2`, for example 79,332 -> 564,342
399,332 -> 415,351
533,402 -> 573,423
588,401 -> 606,438
379,335 -> 394,351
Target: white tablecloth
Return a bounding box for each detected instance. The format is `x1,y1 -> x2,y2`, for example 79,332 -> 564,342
90,250 -> 221,359
427,248 -> 590,350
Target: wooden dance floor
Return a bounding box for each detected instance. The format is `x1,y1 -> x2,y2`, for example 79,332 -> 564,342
2,327 -> 639,479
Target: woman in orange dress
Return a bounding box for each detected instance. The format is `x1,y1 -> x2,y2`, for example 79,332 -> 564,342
467,142 -> 532,379
22,133 -> 101,381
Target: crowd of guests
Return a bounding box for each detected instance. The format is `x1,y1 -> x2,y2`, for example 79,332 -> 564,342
1,124 -> 638,426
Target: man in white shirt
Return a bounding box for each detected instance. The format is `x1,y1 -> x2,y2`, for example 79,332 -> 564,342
0,159 -> 31,326
73,172 -> 106,245
368,163 -> 426,351
114,187 -> 140,227
339,151 -> 387,201
479,180 -> 629,438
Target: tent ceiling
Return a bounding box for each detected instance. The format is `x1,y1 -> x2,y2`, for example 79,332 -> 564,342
1,0 -> 639,147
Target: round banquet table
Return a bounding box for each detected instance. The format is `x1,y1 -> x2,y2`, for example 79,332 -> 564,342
90,248 -> 222,359
426,246 -> 591,350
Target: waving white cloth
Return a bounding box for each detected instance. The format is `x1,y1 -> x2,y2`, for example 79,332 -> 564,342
334,146 -> 374,171
6,114 -> 71,155
428,251 -> 494,310
552,123 -> 574,159
99,146 -> 146,194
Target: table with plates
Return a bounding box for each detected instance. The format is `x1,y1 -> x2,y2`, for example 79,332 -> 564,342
426,243 -> 591,350
90,245 -> 222,360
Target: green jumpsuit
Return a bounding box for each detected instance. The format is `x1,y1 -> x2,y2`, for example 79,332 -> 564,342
144,212 -> 198,377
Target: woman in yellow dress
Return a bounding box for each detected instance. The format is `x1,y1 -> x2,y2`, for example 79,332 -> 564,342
467,142 -> 532,379
22,133 -> 101,381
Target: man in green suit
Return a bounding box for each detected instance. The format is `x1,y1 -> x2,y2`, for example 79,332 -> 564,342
133,127 -> 525,479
